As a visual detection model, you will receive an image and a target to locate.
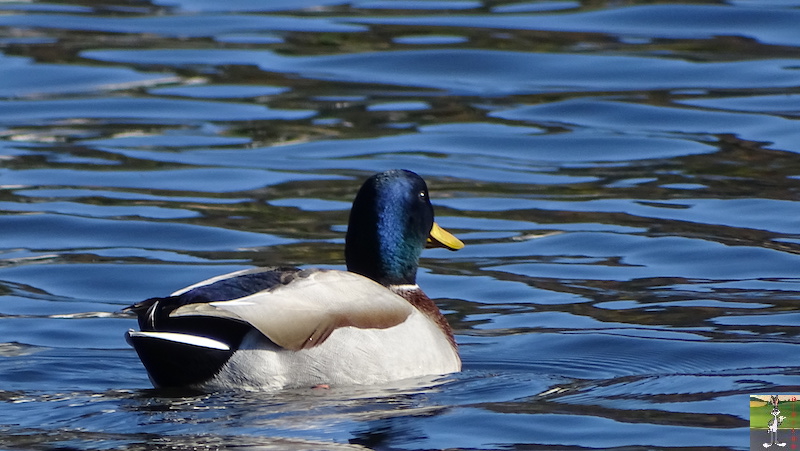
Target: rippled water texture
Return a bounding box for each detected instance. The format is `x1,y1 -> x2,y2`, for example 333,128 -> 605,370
2,1 -> 800,450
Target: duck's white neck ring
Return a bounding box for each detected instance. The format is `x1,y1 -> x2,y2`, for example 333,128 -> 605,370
388,283 -> 420,291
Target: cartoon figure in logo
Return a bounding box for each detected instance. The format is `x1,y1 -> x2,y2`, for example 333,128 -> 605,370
764,395 -> 787,448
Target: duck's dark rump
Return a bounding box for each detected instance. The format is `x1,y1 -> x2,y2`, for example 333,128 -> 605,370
124,267 -> 300,388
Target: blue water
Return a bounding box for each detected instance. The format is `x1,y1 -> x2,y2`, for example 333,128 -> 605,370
2,1 -> 800,449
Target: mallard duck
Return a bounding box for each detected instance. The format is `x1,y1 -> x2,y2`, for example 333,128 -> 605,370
125,169 -> 464,390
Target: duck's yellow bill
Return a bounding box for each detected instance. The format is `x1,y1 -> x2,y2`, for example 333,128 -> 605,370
427,222 -> 464,251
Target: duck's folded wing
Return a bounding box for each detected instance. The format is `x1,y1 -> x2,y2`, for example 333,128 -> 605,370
170,269 -> 414,351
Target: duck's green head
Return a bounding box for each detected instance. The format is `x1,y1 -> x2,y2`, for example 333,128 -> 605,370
345,169 -> 463,286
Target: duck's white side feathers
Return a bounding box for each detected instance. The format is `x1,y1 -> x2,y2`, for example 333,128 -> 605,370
170,269 -> 414,351
206,308 -> 460,390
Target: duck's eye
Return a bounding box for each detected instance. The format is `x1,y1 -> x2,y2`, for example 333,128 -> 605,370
418,190 -> 427,200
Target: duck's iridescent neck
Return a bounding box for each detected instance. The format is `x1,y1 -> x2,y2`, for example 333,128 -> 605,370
345,170 -> 433,286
